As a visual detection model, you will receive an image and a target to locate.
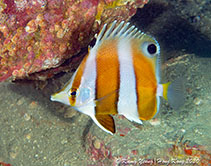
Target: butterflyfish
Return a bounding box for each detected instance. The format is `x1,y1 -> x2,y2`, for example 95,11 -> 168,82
51,21 -> 185,135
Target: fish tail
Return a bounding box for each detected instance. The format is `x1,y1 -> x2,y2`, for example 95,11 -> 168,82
162,77 -> 185,110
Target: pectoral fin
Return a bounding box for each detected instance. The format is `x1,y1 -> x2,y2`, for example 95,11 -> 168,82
95,89 -> 119,115
91,114 -> 115,134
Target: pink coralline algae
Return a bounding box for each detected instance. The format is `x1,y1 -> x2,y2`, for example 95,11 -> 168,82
0,0 -> 149,81
86,133 -> 113,165
168,140 -> 211,166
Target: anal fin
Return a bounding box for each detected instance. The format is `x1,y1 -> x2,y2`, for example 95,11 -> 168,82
92,114 -> 116,134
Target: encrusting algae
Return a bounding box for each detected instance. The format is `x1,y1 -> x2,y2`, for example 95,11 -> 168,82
0,0 -> 149,82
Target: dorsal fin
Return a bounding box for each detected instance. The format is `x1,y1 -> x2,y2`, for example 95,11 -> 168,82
95,20 -> 144,46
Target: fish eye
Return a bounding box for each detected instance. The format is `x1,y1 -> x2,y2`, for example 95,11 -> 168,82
70,91 -> 77,96
147,44 -> 157,54
69,88 -> 78,97
141,42 -> 159,58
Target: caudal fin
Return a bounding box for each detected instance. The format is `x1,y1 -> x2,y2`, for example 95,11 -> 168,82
167,77 -> 185,110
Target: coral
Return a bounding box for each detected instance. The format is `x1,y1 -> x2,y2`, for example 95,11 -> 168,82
118,127 -> 131,136
86,133 -> 113,165
168,137 -> 211,166
0,0 -> 149,81
0,162 -> 12,166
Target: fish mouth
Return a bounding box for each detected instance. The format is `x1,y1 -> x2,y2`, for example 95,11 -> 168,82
50,92 -> 70,106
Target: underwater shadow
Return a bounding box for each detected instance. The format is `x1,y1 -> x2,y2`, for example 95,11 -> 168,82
6,46 -> 90,122
131,1 -> 168,29
156,17 -> 211,58
131,1 -> 211,58
5,45 -> 94,138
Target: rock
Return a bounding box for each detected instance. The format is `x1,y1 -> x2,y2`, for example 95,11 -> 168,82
0,0 -> 149,82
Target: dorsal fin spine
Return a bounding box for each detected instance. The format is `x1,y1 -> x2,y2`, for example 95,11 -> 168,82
116,22 -> 129,37
103,20 -> 117,39
128,28 -> 138,38
109,21 -> 124,37
95,20 -> 145,47
122,25 -> 135,37
95,24 -> 107,45
133,30 -> 142,38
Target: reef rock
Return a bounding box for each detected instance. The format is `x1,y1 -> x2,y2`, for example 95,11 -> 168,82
0,0 -> 148,81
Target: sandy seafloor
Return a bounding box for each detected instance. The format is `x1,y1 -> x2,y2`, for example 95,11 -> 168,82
0,0 -> 211,166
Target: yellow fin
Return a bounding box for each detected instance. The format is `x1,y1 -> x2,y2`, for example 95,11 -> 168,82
95,115 -> 115,134
162,82 -> 171,100
163,77 -> 185,110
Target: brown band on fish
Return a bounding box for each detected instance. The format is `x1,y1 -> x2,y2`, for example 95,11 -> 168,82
131,41 -> 157,120
95,114 -> 115,133
95,39 -> 119,115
